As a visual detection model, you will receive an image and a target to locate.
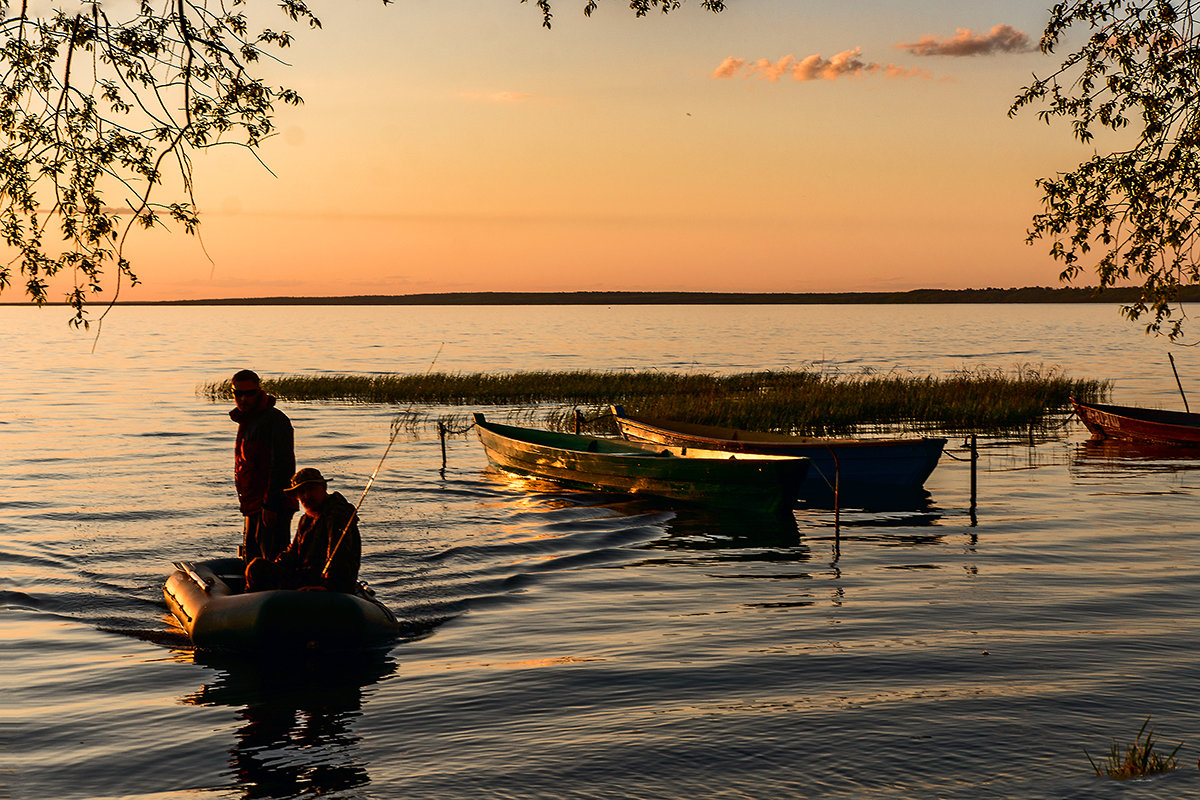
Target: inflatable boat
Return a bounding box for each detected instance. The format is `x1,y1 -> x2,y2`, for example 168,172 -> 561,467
164,557 -> 400,652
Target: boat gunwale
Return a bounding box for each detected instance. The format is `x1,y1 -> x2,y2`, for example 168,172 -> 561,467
1071,398 -> 1200,428
610,405 -> 947,450
473,414 -> 810,464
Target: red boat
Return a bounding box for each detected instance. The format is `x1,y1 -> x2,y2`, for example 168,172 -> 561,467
1071,398 -> 1200,446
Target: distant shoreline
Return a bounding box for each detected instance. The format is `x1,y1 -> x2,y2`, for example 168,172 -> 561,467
5,287 -> 1195,306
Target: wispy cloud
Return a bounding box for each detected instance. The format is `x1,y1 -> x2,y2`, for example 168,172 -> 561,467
457,91 -> 534,103
712,49 -> 931,82
896,24 -> 1034,57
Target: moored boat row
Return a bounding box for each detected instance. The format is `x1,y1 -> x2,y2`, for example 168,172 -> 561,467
472,406 -> 952,511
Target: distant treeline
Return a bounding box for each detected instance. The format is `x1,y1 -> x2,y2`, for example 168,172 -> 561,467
77,286 -> 1200,306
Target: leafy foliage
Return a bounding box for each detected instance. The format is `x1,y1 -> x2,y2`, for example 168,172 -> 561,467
0,0 -> 329,326
530,0 -> 725,28
1011,1 -> 1200,339
0,1 -> 723,327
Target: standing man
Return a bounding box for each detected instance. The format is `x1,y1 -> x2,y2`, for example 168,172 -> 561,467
230,369 -> 297,562
245,467 -> 362,593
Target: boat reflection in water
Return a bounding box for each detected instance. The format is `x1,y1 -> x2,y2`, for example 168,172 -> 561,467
1072,435 -> 1200,479
481,467 -> 945,557
176,649 -> 397,799
797,484 -> 938,515
634,497 -> 807,554
802,487 -> 950,559
481,452 -> 939,521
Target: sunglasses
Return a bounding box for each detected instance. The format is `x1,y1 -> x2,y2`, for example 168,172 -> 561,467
233,389 -> 260,398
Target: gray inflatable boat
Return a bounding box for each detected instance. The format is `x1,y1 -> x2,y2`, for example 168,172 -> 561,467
164,557 -> 399,652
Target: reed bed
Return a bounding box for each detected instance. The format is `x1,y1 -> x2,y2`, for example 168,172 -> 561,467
200,367 -> 1109,435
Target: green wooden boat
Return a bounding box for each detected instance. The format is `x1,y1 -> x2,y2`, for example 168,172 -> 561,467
472,413 -> 808,513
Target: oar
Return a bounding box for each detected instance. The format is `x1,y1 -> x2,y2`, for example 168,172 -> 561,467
1169,353 -> 1190,412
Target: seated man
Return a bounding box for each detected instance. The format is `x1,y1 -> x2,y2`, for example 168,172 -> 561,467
245,468 -> 362,593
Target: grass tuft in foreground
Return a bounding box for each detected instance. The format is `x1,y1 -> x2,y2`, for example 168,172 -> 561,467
1086,718 -> 1183,780
199,366 -> 1109,435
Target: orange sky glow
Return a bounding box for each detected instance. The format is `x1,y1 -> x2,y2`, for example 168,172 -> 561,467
8,0 -> 1094,302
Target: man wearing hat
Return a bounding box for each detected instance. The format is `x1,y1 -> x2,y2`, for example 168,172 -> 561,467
244,467 -> 362,593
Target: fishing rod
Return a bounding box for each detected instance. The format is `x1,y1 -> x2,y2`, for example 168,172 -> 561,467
322,342 -> 445,578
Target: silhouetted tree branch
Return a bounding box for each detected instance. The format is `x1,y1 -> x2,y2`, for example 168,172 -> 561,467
1011,1 -> 1200,339
2,1 -> 728,327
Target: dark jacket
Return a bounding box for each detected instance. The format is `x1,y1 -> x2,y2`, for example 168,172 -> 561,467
231,394 -> 298,516
281,491 -> 361,593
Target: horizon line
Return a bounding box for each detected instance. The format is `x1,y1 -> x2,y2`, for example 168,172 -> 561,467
2,286 -> 1183,307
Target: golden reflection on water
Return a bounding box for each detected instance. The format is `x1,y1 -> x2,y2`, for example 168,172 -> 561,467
12,306 -> 1200,799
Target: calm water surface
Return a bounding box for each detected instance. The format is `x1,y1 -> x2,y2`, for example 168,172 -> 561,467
4,303 -> 1200,799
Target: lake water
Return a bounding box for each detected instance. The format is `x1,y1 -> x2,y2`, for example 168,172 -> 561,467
4,303 -> 1200,800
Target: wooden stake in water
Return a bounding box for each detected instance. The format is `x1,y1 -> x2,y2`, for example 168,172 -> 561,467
1169,353 -> 1189,412
439,420 -> 448,473
969,434 -> 978,527
832,447 -> 840,535
823,444 -> 841,539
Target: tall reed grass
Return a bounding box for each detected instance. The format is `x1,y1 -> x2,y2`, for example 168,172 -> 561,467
200,367 -> 1108,435
1086,718 -> 1182,780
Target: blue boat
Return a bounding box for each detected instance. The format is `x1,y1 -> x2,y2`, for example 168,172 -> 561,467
611,405 -> 945,493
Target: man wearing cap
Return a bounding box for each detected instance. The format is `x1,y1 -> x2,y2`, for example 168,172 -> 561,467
244,467 -> 362,593
230,369 -> 297,562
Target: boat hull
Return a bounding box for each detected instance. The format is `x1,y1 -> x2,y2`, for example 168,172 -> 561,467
473,414 -> 807,513
1072,399 -> 1200,446
610,406 -> 945,492
164,558 -> 399,652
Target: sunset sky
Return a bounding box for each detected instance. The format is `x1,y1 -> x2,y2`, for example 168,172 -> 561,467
37,0 -> 1105,301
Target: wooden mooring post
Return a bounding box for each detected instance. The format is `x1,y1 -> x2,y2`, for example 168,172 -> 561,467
823,444 -> 841,556
831,447 -> 840,536
969,433 -> 978,526
438,421 -> 448,473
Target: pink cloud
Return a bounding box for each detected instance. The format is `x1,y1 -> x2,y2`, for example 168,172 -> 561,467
712,56 -> 746,79
896,24 -> 1033,57
713,48 -> 931,82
